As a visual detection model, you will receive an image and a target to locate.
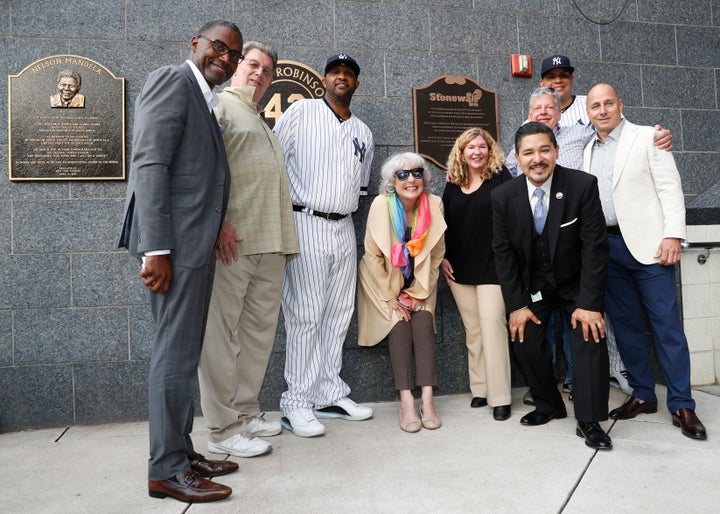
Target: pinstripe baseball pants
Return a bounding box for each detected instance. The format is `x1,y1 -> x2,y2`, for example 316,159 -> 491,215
280,213 -> 355,414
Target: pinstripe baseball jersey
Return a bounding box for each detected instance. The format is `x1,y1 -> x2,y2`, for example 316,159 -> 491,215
273,99 -> 374,215
559,94 -> 589,127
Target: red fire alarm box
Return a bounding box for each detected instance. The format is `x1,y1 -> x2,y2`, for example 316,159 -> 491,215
511,54 -> 532,77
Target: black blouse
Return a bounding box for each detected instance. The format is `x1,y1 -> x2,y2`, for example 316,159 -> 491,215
442,166 -> 513,285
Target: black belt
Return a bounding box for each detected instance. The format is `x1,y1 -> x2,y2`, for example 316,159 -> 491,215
293,205 -> 348,221
606,225 -> 621,235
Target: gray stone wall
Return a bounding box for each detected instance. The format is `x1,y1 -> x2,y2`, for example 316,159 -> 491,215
1,1 -> 719,432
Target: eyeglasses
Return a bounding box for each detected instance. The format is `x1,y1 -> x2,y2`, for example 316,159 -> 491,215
196,34 -> 244,64
244,59 -> 274,78
394,168 -> 424,181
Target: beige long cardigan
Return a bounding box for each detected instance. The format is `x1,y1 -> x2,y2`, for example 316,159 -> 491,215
357,193 -> 446,347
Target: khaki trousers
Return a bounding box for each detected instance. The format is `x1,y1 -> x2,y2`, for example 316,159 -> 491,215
198,253 -> 286,443
448,282 -> 511,406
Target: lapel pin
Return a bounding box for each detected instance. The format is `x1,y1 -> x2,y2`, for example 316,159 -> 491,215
555,192 -> 563,199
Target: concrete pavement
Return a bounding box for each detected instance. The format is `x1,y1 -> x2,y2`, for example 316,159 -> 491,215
2,385 -> 718,513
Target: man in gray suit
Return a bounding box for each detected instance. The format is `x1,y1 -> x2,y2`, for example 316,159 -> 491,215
119,20 -> 244,504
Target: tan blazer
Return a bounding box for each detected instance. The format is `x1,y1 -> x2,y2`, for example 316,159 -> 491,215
358,193 -> 446,347
583,121 -> 686,265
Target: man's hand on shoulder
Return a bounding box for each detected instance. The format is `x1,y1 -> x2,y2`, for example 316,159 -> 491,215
653,125 -> 672,151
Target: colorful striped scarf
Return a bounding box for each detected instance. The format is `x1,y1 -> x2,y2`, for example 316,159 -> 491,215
389,191 -> 432,278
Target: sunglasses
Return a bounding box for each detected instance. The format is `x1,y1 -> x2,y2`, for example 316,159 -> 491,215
394,168 -> 424,181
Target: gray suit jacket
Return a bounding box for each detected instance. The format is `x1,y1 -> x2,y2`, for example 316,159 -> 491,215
119,63 -> 230,268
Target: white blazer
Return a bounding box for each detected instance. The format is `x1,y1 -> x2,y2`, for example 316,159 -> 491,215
583,121 -> 686,265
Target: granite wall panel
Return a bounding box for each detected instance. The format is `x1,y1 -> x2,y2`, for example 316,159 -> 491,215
0,254 -> 71,309
677,26 -> 720,69
72,252 -> 147,307
517,14 -> 601,61
125,1 -> 235,42
0,310 -> 11,366
0,364 -> 74,431
600,21 -> 677,66
642,66 -> 717,109
13,199 -> 125,254
129,306 -> 153,361
558,0 -> 637,21
10,0 -> 125,39
74,360 -> 149,424
0,200 -> 9,254
430,9 -> 517,55
337,2 -> 431,51
675,153 -> 720,198
14,308 -> 128,365
682,110 -> 720,152
637,0 -> 712,25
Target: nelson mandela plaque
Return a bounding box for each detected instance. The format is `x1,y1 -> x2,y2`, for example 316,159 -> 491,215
9,55 -> 125,181
413,76 -> 499,170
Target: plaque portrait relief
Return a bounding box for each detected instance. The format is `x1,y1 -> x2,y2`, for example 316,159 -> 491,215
50,69 -> 85,108
8,54 -> 125,181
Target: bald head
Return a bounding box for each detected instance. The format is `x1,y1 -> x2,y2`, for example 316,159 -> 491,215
587,83 -> 624,139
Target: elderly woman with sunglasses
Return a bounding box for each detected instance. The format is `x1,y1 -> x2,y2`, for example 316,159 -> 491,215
358,152 -> 446,432
441,127 -> 513,421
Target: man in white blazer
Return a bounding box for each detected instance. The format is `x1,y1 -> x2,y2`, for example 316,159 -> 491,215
583,83 -> 706,441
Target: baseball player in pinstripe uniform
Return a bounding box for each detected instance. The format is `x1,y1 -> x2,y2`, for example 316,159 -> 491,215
273,53 -> 375,437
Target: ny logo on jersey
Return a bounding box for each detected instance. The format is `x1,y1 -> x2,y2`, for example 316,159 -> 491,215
353,137 -> 367,163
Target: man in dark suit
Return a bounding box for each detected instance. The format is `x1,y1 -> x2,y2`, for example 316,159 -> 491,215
492,122 -> 612,450
119,20 -> 244,503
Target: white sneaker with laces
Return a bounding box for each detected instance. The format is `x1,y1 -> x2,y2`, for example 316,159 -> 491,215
281,408 -> 325,437
247,413 -> 282,437
314,397 -> 373,421
208,431 -> 272,458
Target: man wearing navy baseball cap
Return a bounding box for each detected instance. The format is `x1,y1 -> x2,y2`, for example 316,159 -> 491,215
539,54 -> 584,127
325,53 -> 360,76
273,52 -> 375,438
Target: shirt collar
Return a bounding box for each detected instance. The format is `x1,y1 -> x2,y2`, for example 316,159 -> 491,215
595,119 -> 625,145
526,172 -> 554,203
185,59 -> 219,111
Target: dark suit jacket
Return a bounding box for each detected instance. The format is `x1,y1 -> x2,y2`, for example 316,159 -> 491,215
491,165 -> 608,314
119,63 -> 230,268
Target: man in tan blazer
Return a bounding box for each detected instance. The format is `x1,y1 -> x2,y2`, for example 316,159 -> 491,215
583,83 -> 706,441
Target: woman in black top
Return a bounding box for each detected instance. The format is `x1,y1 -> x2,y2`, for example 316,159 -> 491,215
441,127 -> 513,421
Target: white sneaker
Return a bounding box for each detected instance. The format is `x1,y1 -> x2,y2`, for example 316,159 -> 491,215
281,408 -> 325,437
247,413 -> 282,437
314,397 -> 373,421
208,431 -> 272,458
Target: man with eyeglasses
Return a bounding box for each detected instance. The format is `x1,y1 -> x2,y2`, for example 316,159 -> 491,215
198,41 -> 299,459
273,53 -> 375,437
120,20 -> 243,504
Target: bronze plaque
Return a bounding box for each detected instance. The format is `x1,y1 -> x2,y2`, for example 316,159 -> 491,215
260,60 -> 324,129
8,55 -> 125,181
413,75 -> 499,170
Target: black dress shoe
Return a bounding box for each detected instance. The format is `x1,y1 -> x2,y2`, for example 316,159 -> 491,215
520,409 -> 567,426
576,422 -> 612,450
470,397 -> 488,408
609,396 -> 658,420
672,408 -> 707,440
189,452 -> 239,477
493,405 -> 511,421
148,469 -> 232,503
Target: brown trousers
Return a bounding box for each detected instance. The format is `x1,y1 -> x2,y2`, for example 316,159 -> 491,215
387,311 -> 438,390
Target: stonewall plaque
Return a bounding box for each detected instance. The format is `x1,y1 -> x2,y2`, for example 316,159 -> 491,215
9,55 -> 125,181
413,76 -> 499,170
260,60 -> 324,129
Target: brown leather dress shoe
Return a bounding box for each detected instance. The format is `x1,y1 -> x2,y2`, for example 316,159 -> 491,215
609,397 -> 658,420
189,451 -> 239,477
148,469 -> 232,503
672,408 -> 707,440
